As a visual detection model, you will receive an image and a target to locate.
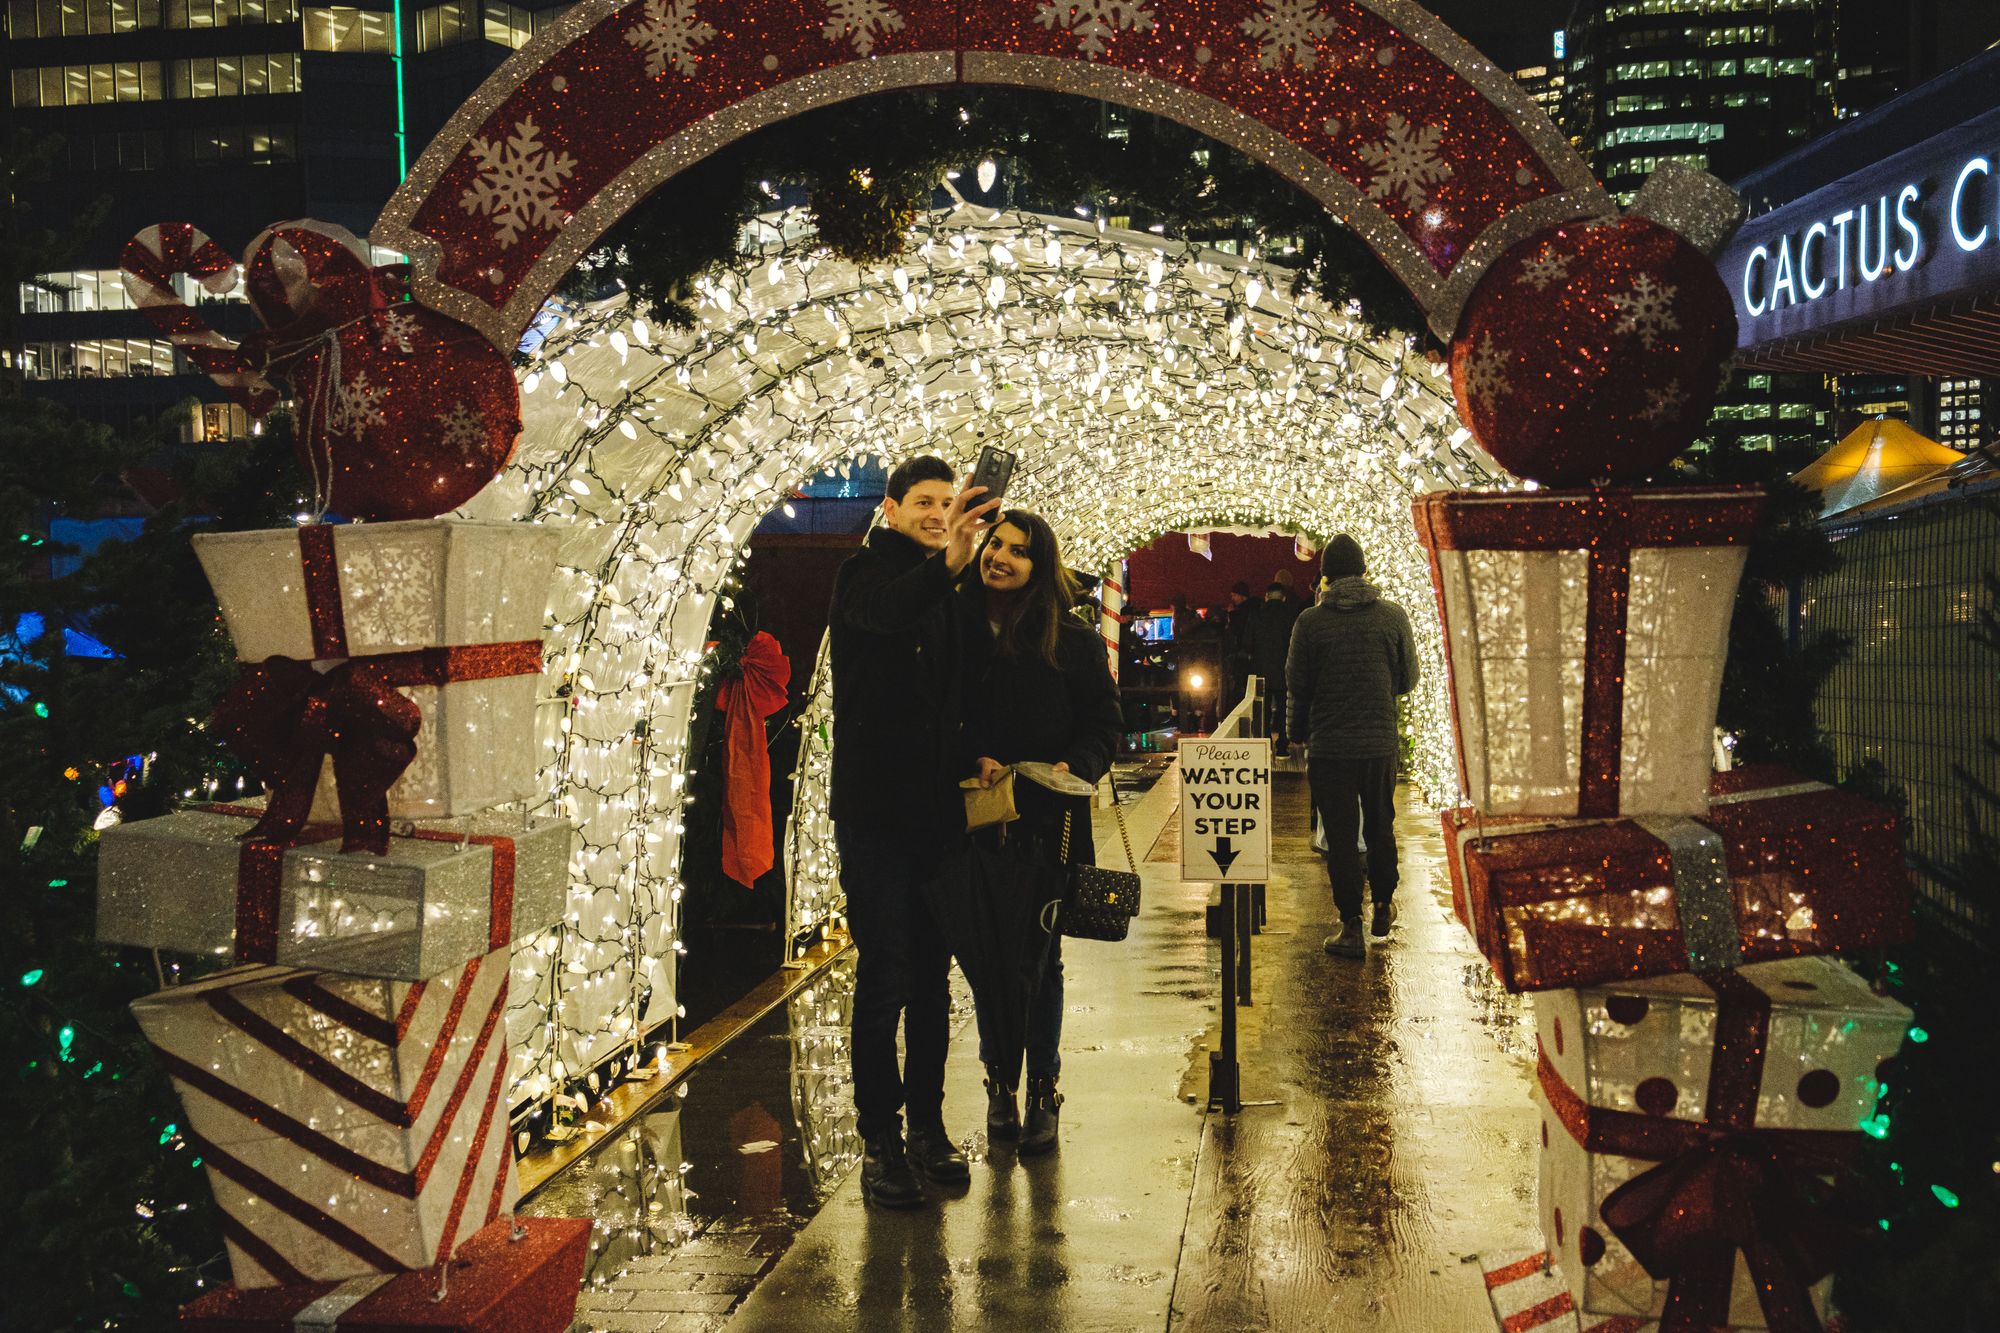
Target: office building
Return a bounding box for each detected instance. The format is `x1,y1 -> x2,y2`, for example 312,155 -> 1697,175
4,0 -> 570,434
1560,0 -> 1834,205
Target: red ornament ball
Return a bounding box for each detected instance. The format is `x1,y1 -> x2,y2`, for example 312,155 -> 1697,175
291,305 -> 522,521
1449,216 -> 1737,486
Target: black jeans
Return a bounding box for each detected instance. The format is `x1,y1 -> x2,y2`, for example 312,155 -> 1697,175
836,820 -> 954,1142
1266,691 -> 1289,754
1307,757 -> 1399,921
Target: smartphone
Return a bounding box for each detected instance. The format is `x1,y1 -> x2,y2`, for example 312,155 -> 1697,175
969,445 -> 1015,517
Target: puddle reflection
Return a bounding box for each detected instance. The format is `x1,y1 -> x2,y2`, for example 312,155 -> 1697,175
522,956 -> 868,1287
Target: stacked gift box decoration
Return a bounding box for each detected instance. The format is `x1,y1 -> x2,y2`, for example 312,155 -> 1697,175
1411,173 -> 1918,1332
96,220 -> 590,1331
1415,481 -> 1919,1333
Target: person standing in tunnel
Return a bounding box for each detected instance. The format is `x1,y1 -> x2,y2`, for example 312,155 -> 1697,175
1286,534 -> 1418,959
829,456 -> 998,1208
1221,581 -> 1256,714
1246,571 -> 1303,754
958,509 -> 1122,1157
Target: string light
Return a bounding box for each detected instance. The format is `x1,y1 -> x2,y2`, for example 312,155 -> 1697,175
468,204 -> 1498,1109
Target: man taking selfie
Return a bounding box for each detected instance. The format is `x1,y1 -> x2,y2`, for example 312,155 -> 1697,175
828,456 -> 997,1207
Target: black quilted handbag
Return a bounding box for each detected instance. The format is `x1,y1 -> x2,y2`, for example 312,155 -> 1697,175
1057,772 -> 1142,942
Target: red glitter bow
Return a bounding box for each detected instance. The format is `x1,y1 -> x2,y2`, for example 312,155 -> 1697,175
235,221 -> 402,382
1540,968 -> 1872,1333
212,655 -> 422,856
1600,1130 -> 1866,1333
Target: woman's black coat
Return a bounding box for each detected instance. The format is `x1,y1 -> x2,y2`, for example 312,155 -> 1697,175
956,593 -> 1124,866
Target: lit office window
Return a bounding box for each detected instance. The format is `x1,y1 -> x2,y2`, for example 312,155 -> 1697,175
304,5 -> 394,52
165,51 -> 299,97
17,338 -> 179,380
10,61 -> 164,106
166,0 -> 302,25
414,0 -> 470,50
482,0 -> 531,49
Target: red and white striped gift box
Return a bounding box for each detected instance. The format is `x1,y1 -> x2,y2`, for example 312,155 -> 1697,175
1482,1251 -> 1646,1332
131,950 -> 519,1289
1480,1251 -> 1852,1333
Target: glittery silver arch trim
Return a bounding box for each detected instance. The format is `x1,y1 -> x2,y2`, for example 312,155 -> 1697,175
1358,0 -> 1605,201
374,1 -> 1617,350
376,0 -> 636,259
382,55 -> 957,350
962,54 -> 1609,342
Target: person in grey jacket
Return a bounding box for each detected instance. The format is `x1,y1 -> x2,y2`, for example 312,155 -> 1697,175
1285,534 -> 1419,958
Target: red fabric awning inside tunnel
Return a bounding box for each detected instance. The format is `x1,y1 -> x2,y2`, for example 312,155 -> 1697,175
1124,532 -> 1320,614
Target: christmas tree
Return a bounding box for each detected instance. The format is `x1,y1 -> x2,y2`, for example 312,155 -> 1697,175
0,129 -> 309,1328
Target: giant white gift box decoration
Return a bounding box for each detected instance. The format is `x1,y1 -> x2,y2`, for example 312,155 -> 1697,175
131,949 -> 520,1289
192,519 -> 560,820
1412,487 -> 1763,818
1532,957 -> 1909,1329
97,803 -> 571,979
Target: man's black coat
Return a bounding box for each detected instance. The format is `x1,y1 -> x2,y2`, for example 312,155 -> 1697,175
828,526 -> 963,842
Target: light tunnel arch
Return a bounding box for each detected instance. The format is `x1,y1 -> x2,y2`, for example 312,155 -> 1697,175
467,207 -> 1492,1105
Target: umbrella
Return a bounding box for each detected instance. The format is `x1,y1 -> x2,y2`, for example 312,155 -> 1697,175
925,827 -> 1065,1090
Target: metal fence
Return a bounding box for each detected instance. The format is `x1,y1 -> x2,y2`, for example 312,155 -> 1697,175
1794,479 -> 2000,932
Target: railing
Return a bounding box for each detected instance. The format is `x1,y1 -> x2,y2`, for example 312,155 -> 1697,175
1215,673 -> 1265,740
1203,673 -> 1267,1115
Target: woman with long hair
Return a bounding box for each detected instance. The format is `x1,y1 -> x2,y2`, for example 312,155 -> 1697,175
959,508 -> 1122,1155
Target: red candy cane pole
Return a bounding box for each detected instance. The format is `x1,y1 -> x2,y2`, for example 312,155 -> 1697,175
119,223 -> 280,415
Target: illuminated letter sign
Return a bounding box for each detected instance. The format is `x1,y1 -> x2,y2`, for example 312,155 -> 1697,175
1722,103 -> 2000,352
1951,157 -> 1990,252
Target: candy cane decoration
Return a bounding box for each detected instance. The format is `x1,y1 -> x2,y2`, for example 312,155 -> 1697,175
1100,561 -> 1125,683
120,223 -> 280,415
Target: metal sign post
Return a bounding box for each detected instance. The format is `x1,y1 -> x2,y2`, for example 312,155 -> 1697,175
1179,737 -> 1271,1114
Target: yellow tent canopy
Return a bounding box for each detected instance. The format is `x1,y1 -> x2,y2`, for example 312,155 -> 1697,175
1790,418 -> 1965,517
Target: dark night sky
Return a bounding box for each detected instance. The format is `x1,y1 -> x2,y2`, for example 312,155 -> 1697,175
1425,1 -> 1575,72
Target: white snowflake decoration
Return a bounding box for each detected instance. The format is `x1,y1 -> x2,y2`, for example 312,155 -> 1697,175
437,401 -> 487,459
822,0 -> 904,55
1462,332 -> 1512,414
1359,114 -> 1453,210
1035,1 -> 1154,58
459,116 -> 577,250
1609,274 -> 1680,350
1240,0 -> 1338,71
1638,381 -> 1687,424
1515,244 -> 1572,292
377,310 -> 418,354
326,369 -> 388,437
626,0 -> 715,79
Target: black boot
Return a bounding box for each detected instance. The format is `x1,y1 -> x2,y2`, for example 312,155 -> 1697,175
1020,1076 -> 1062,1156
859,1130 -> 925,1208
906,1123 -> 970,1185
985,1066 -> 1020,1142
1324,917 -> 1365,958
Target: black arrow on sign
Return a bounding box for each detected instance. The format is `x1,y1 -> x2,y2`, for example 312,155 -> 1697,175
1208,837 -> 1239,876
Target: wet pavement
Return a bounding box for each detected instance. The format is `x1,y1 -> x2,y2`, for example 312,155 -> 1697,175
527,760 -> 1544,1332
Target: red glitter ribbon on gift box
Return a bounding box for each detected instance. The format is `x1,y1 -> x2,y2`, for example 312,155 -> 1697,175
178,1216 -> 589,1332
203,804 -> 527,963
1539,972 -> 1870,1333
1412,486 -> 1764,818
1442,766 -> 1912,992
211,524 -> 545,856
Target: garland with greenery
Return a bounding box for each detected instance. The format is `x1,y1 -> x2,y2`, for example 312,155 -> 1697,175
566,86 -> 1426,339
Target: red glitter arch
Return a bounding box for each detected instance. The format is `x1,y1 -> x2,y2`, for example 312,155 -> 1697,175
373,0 -> 1611,351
